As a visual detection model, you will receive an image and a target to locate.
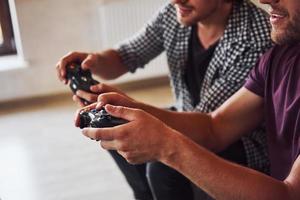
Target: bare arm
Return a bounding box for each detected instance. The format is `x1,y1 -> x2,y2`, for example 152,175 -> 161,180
147,87 -> 263,152
81,101 -> 300,200
56,49 -> 128,84
162,132 -> 300,200
86,49 -> 128,80
96,87 -> 264,152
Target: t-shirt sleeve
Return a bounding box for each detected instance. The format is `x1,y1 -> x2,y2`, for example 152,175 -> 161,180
244,49 -> 273,97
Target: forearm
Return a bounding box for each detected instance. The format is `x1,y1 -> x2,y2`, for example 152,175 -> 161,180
92,49 -> 128,80
161,132 -> 294,200
138,102 -> 215,149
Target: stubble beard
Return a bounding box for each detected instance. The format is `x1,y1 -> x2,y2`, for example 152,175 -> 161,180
272,11 -> 300,45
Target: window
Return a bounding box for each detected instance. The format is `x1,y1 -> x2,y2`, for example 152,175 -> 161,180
0,25 -> 3,44
0,0 -> 17,56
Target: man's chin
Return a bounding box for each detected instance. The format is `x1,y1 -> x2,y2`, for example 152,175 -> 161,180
271,30 -> 300,45
177,16 -> 194,26
271,31 -> 285,45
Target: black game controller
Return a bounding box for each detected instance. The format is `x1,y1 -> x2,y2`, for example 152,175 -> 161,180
66,63 -> 99,105
79,108 -> 128,129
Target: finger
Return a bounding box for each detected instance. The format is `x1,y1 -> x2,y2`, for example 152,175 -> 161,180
100,140 -> 118,150
90,83 -> 124,94
57,52 -> 87,81
117,151 -> 141,164
74,108 -> 82,127
56,60 -> 68,84
76,90 -> 98,103
82,102 -> 98,110
74,102 -> 99,127
72,95 -> 86,107
96,92 -> 121,109
82,128 -> 115,141
90,83 -> 105,93
81,53 -> 97,70
55,61 -> 64,83
104,104 -> 142,121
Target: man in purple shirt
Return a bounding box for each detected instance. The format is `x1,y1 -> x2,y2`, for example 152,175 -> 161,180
79,0 -> 300,198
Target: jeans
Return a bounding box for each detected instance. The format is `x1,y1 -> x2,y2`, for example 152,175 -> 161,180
108,140 -> 247,200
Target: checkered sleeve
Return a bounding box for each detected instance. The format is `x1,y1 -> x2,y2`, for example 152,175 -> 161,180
115,5 -> 167,73
194,46 -> 271,173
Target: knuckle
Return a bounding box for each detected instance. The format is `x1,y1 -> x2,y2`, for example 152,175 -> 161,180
90,130 -> 97,140
100,141 -> 106,149
118,130 -> 128,140
90,53 -> 98,60
127,159 -> 135,165
125,154 -> 137,164
55,61 -> 61,68
98,83 -> 104,89
118,143 -> 128,151
91,95 -> 98,103
68,51 -> 77,55
85,95 -> 93,102
97,94 -> 105,102
123,152 -> 132,160
135,109 -> 145,118
117,106 -> 125,115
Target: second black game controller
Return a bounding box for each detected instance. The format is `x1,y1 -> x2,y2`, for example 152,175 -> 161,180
79,108 -> 128,129
66,63 -> 99,105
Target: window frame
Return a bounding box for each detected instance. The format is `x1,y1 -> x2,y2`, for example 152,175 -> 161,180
0,0 -> 17,56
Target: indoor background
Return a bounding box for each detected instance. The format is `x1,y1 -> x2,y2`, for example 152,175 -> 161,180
0,0 -> 267,199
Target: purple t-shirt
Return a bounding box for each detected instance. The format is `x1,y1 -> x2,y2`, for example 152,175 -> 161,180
244,43 -> 300,180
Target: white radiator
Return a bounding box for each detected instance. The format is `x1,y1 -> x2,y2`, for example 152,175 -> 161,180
98,0 -> 169,83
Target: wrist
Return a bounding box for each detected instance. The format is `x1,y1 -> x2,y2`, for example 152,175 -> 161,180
158,127 -> 185,165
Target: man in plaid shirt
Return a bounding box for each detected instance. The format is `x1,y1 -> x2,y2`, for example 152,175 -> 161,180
57,0 -> 272,199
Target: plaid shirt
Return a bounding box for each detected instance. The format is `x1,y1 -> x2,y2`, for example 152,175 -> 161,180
117,0 -> 273,173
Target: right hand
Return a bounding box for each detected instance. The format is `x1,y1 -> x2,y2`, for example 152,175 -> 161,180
56,51 -> 101,84
79,104 -> 177,164
73,83 -> 129,107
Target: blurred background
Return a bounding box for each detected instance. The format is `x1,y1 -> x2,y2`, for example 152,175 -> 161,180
0,0 -> 267,199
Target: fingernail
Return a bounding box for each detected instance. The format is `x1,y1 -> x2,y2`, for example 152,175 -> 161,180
90,85 -> 96,90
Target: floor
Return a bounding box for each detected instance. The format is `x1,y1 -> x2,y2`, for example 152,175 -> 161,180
0,83 -> 173,200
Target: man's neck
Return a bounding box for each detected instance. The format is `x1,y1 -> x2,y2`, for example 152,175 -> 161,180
197,3 -> 233,49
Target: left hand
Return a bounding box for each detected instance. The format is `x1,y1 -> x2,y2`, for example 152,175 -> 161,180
81,104 -> 176,164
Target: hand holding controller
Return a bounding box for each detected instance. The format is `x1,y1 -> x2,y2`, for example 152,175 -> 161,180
79,108 -> 128,129
66,63 -> 99,105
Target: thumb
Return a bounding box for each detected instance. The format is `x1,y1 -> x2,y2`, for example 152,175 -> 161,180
81,54 -> 95,70
104,104 -> 141,122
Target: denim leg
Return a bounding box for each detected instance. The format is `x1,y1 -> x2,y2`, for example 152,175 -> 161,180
108,150 -> 153,200
146,161 -> 194,200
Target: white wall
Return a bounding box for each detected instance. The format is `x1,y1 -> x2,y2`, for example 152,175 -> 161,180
0,0 -> 168,103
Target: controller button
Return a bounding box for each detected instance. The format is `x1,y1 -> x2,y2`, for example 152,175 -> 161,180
72,83 -> 77,89
81,76 -> 88,82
